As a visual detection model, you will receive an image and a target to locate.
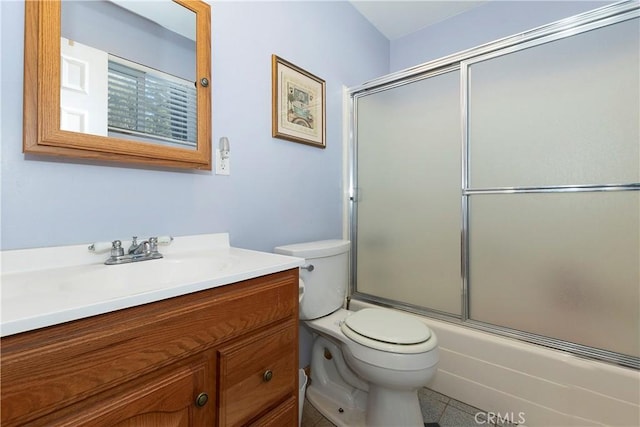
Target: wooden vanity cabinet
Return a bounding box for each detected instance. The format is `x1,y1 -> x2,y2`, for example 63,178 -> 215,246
1,269 -> 299,426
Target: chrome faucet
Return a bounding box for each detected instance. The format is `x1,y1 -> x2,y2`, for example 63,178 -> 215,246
128,236 -> 154,255
89,236 -> 173,265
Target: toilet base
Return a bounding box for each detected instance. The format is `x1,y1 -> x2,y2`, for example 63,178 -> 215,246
306,384 -> 366,427
307,382 -> 425,427
366,386 -> 424,426
307,334 -> 426,426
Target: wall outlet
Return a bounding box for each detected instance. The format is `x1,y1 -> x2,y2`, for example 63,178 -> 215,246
215,149 -> 230,175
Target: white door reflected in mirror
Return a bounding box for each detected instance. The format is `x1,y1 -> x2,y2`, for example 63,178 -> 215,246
60,38 -> 108,135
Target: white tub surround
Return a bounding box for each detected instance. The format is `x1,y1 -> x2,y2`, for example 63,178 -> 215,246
1,233 -> 304,337
350,300 -> 640,427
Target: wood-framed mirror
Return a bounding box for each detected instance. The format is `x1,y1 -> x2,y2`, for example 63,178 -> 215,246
23,0 -> 211,170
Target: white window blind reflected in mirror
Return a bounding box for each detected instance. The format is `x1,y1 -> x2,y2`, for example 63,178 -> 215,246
468,191 -> 640,357
108,59 -> 197,147
355,70 -> 462,316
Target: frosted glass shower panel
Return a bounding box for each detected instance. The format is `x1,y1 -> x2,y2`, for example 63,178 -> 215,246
467,18 -> 640,188
468,191 -> 640,357
355,70 -> 462,315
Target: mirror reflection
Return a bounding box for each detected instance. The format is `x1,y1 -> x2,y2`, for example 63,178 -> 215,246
60,0 -> 197,149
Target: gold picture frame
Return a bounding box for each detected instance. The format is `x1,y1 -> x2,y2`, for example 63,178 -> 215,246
272,55 -> 326,148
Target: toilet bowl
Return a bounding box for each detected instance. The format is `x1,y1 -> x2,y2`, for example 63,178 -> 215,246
307,308 -> 438,426
274,240 -> 439,427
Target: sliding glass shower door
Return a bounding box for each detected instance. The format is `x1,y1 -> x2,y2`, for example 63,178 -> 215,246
354,69 -> 462,316
350,3 -> 639,367
464,16 -> 639,359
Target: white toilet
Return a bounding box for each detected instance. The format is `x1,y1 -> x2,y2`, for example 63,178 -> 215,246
274,240 -> 438,427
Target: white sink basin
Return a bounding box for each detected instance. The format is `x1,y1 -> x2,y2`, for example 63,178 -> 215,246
1,233 -> 304,337
3,253 -> 232,299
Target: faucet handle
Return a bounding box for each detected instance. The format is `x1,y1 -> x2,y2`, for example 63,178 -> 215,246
149,236 -> 173,254
89,241 -> 115,253
156,236 -> 174,245
146,236 -> 172,256
148,237 -> 159,253
111,240 -> 125,257
88,240 -> 124,257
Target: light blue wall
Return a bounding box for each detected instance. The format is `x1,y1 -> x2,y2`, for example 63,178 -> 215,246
0,0 -> 388,251
2,0 -> 613,249
390,0 -> 613,72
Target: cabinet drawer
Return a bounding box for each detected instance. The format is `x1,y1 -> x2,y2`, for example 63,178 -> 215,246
218,320 -> 297,427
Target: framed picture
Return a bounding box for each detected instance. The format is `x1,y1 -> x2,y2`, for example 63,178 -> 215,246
272,55 -> 326,148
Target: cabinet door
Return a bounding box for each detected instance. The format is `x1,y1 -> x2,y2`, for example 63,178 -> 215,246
218,320 -> 297,427
53,355 -> 213,427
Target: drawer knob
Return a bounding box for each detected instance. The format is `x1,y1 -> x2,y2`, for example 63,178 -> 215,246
195,392 -> 209,407
263,369 -> 273,382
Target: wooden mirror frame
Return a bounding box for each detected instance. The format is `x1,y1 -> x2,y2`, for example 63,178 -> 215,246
23,0 -> 211,170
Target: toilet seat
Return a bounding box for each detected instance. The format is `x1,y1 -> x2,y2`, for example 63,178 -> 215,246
340,308 -> 436,354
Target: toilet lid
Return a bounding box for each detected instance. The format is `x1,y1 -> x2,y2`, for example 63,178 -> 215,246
343,308 -> 431,345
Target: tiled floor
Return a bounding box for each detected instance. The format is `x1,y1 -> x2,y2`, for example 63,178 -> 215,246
301,387 -> 514,427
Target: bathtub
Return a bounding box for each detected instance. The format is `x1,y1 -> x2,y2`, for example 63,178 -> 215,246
349,300 -> 640,427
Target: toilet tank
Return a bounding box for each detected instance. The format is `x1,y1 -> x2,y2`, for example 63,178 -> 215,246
274,240 -> 350,320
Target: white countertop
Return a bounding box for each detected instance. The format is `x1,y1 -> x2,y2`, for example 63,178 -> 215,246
1,233 -> 304,337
